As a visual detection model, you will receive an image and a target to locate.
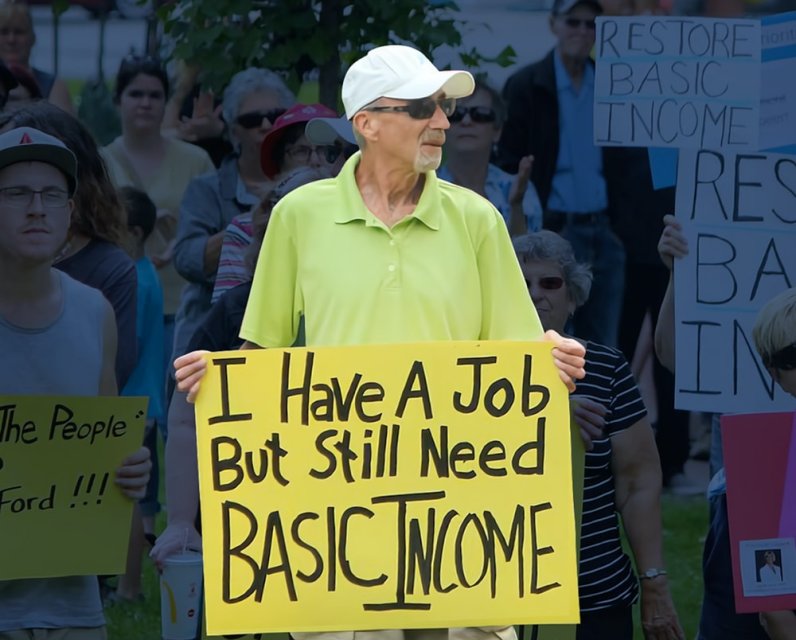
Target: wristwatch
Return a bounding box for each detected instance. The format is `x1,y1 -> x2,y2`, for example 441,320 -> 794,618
639,568 -> 668,580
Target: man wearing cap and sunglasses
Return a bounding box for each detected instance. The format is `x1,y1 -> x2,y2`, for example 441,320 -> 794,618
498,0 -> 627,352
175,43 -> 589,640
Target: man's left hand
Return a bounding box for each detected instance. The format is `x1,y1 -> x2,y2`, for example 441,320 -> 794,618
544,329 -> 586,392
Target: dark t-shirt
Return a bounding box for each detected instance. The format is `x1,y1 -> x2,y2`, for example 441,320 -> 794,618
56,239 -> 138,389
604,146 -> 675,266
187,281 -> 251,353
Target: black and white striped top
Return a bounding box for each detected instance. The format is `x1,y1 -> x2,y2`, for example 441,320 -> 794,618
577,341 -> 647,612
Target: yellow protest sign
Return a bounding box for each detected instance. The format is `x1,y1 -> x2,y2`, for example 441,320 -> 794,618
195,341 -> 579,635
0,395 -> 146,580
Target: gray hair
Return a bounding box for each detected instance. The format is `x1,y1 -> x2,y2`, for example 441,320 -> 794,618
752,287 -> 796,366
221,68 -> 296,132
512,230 -> 593,308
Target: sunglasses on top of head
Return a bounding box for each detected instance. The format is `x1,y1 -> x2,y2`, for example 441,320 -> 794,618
448,106 -> 497,124
235,108 -> 287,129
364,95 -> 456,120
119,53 -> 164,74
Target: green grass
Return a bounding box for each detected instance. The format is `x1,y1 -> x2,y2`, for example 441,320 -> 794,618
105,494 -> 708,639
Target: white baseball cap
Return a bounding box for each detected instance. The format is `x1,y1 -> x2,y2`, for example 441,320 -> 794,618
342,45 -> 475,119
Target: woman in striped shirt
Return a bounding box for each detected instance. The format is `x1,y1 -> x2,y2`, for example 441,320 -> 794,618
513,231 -> 684,640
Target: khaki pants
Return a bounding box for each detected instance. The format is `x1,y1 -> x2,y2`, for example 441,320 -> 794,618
0,628 -> 107,640
292,626 -> 516,640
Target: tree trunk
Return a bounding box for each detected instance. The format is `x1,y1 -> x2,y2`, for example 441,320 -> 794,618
318,0 -> 342,111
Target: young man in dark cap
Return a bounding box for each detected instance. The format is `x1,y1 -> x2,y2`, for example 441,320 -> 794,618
0,126 -> 150,638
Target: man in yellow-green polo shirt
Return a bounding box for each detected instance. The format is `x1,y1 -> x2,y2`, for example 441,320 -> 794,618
175,43 -> 588,640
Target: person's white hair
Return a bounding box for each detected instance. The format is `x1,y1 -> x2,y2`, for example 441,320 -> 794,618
752,287 -> 796,365
512,230 -> 593,308
222,68 -> 296,136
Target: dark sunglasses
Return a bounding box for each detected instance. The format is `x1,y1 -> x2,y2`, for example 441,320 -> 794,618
564,17 -> 596,30
767,343 -> 796,371
365,95 -> 456,120
448,106 -> 497,124
524,276 -> 565,290
235,108 -> 286,129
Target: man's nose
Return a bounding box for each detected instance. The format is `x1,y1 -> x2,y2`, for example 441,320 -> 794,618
430,105 -> 450,130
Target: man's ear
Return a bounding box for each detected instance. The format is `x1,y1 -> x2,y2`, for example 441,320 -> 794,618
352,111 -> 378,144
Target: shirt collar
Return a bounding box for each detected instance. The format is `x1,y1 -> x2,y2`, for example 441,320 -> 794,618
333,151 -> 440,230
553,48 -> 595,95
235,174 -> 260,207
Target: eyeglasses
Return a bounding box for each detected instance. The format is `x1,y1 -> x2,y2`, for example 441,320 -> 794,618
235,108 -> 287,129
563,17 -> 596,30
286,144 -> 341,164
767,343 -> 796,371
524,276 -> 565,291
364,95 -> 456,120
448,106 -> 497,124
0,186 -> 69,209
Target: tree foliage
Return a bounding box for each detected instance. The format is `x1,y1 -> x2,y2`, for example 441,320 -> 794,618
157,0 -> 515,108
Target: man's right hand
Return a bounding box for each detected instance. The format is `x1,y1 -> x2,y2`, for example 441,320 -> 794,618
174,350 -> 210,403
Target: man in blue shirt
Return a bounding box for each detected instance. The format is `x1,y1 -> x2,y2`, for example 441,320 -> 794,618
497,0 -> 626,348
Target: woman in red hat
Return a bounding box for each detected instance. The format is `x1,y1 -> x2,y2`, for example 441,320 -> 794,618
260,102 -> 340,180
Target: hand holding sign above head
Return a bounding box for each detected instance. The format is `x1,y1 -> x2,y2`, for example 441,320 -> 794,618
544,329 -> 587,393
657,214 -> 689,272
174,350 -> 211,403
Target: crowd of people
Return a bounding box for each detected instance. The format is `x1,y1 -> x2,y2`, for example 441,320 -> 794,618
0,0 -> 794,638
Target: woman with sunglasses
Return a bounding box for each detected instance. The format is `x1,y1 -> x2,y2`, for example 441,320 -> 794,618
207,102 -> 337,304
169,68 -> 296,372
514,230 -> 684,640
438,80 -> 542,237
